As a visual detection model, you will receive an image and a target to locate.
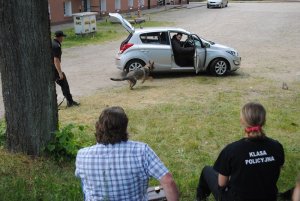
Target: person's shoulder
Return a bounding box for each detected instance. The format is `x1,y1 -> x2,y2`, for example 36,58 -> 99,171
77,144 -> 99,155
122,141 -> 153,154
227,138 -> 246,147
125,140 -> 148,148
264,137 -> 283,148
222,138 -> 247,152
52,39 -> 60,48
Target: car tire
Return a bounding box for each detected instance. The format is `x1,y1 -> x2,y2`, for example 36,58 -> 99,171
210,59 -> 228,76
207,4 -> 210,8
125,59 -> 146,73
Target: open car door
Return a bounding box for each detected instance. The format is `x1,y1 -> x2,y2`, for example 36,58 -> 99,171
191,34 -> 206,74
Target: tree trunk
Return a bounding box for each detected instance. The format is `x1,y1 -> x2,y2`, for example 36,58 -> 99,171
0,1 -> 58,155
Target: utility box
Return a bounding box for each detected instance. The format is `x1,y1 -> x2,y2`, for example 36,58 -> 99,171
73,12 -> 98,34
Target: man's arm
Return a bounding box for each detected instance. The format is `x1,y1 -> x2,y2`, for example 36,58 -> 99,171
218,173 -> 229,187
54,57 -> 64,80
159,172 -> 179,201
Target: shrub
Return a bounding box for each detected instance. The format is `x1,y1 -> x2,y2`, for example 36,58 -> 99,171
45,124 -> 86,162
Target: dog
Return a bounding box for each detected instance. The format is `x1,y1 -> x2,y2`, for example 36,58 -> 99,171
110,61 -> 154,89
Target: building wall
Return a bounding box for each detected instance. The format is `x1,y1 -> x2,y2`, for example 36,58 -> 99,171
49,0 -> 187,24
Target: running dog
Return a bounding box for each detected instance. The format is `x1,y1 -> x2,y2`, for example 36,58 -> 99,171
110,61 -> 154,90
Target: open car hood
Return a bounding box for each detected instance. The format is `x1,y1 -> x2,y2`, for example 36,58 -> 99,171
109,13 -> 135,34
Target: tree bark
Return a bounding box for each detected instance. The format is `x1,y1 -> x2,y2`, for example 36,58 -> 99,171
0,1 -> 58,155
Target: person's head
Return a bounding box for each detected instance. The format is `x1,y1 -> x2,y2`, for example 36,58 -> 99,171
54,30 -> 67,43
175,33 -> 182,41
241,102 -> 266,138
95,106 -> 129,145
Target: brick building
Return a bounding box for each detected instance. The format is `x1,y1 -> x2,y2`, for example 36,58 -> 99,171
48,0 -> 188,24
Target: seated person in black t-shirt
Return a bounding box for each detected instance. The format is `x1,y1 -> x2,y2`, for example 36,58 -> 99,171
196,102 -> 285,201
171,33 -> 195,67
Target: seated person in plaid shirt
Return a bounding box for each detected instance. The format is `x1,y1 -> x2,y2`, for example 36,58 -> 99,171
75,106 -> 179,201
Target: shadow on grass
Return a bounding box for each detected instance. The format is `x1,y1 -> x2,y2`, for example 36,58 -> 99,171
151,70 -> 244,79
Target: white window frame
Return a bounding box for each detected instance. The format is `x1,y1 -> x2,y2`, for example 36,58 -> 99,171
64,0 -> 72,17
128,0 -> 133,8
86,0 -> 91,12
101,0 -> 107,12
139,0 -> 145,7
115,0 -> 121,11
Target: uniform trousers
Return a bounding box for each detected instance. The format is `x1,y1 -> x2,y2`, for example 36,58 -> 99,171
54,69 -> 73,103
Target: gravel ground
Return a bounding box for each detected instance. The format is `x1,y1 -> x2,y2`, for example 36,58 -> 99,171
1,2 -> 300,118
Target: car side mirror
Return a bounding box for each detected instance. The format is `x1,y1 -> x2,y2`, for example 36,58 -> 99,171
204,43 -> 210,48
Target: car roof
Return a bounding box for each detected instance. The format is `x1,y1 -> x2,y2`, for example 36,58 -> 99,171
133,27 -> 191,34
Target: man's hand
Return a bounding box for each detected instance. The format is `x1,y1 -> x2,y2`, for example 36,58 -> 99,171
54,57 -> 64,80
58,71 -> 64,80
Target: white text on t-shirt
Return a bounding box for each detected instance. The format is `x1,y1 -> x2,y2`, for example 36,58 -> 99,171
245,150 -> 275,165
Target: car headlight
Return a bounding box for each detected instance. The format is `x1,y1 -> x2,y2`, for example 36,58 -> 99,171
226,50 -> 238,57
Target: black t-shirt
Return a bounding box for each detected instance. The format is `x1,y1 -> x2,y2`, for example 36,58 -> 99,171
213,137 -> 284,201
52,39 -> 62,61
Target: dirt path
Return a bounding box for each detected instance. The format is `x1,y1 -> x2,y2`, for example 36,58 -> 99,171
1,2 -> 300,118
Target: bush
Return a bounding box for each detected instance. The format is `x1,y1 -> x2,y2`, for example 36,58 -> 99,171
45,124 -> 86,162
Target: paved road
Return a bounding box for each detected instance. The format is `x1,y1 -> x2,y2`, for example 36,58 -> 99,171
1,2 -> 300,118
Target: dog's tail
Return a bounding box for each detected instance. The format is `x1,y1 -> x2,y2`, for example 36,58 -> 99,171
110,77 -> 130,81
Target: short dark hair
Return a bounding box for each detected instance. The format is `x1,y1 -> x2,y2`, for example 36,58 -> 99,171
95,106 -> 128,145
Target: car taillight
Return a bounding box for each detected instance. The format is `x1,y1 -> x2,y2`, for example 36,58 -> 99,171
119,43 -> 133,54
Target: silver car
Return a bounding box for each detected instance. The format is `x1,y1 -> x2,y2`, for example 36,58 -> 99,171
109,13 -> 241,76
207,0 -> 228,8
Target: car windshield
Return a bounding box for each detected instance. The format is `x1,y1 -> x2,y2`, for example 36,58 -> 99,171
192,35 -> 215,47
201,37 -> 215,45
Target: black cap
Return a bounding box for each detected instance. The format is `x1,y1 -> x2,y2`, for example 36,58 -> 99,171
55,30 -> 67,37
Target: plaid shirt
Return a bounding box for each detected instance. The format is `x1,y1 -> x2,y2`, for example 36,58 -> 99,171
75,141 -> 169,201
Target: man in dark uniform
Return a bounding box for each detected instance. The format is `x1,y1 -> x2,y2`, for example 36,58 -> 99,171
52,30 -> 79,107
171,33 -> 195,67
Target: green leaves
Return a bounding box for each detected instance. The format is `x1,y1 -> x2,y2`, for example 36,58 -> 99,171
44,124 -> 86,162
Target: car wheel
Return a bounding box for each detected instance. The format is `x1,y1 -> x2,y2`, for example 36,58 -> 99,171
125,59 -> 145,73
210,59 -> 228,76
207,4 -> 210,8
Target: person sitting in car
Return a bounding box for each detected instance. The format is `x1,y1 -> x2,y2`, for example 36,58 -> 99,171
171,33 -> 195,67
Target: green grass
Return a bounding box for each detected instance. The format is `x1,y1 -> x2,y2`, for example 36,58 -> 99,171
59,20 -> 172,48
0,73 -> 299,200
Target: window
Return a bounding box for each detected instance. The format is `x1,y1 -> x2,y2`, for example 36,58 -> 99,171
140,32 -> 160,44
159,32 -> 170,45
128,0 -> 133,8
140,32 -> 169,45
101,0 -> 106,12
139,0 -> 145,7
86,0 -> 91,12
115,0 -> 121,11
64,0 -> 72,17
170,32 -> 188,43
